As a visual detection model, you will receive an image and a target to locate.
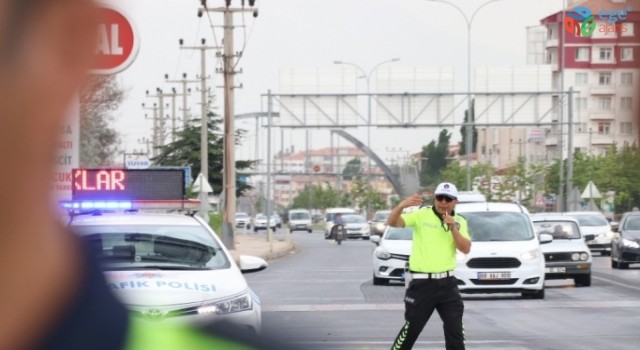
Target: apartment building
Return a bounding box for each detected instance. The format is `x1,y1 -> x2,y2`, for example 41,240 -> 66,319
535,0 -> 640,156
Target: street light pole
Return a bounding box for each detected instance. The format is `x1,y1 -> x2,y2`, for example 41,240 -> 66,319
425,0 -> 507,191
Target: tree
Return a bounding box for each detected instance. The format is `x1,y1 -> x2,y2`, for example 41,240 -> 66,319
419,129 -> 452,188
291,183 -> 349,209
79,75 -> 123,166
459,99 -> 478,156
343,157 -> 362,180
152,112 -> 256,197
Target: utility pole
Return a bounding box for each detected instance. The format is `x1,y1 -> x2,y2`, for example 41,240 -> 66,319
200,0 -> 256,249
146,88 -> 178,149
165,72 -> 199,131
179,38 -> 220,223
141,103 -> 159,157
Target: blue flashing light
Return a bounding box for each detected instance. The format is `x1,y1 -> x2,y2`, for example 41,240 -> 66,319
60,201 -> 133,210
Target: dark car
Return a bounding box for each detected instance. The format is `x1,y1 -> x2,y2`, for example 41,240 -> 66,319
611,211 -> 640,269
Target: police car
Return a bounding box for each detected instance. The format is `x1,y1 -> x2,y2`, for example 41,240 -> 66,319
63,168 -> 267,333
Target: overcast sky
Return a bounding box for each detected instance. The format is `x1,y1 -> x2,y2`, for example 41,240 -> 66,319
108,0 -> 565,167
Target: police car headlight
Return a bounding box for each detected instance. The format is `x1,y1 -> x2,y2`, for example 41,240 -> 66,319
374,247 -> 391,260
198,293 -> 252,315
623,239 -> 640,249
520,249 -> 539,261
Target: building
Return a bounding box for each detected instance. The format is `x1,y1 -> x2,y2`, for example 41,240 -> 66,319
534,0 -> 640,156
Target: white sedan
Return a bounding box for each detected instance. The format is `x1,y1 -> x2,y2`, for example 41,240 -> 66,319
69,211 -> 267,333
370,226 -> 413,285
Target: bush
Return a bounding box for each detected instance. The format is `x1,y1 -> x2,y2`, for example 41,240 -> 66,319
209,212 -> 223,238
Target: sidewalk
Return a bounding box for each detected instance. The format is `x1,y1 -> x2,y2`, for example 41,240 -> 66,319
227,231 -> 297,263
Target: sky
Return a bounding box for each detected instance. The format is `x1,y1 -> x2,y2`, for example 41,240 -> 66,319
108,0 -> 566,171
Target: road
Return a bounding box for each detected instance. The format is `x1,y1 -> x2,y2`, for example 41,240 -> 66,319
245,231 -> 640,349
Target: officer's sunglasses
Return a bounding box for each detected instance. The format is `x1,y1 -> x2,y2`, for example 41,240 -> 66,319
435,195 -> 455,203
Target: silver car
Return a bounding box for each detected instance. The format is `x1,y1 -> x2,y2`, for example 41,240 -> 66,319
532,215 -> 593,287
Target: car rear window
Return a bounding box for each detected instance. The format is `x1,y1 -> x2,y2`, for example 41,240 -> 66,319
568,214 -> 609,226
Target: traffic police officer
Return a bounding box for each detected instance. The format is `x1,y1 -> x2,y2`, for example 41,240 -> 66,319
387,183 -> 471,350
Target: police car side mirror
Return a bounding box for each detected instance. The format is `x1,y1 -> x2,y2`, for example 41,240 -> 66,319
238,255 -> 268,273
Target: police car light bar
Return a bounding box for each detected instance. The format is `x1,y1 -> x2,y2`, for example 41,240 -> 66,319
60,199 -> 201,212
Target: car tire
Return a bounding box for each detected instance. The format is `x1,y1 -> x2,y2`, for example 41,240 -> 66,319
611,258 -> 619,269
308,229 -> 312,233
574,274 -> 591,287
324,231 -> 330,239
253,227 -> 258,233
373,275 -> 388,286
522,288 -> 544,299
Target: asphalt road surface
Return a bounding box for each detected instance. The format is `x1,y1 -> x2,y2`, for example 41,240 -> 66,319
245,231 -> 640,349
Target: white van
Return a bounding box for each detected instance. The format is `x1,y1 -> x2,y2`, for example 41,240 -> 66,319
288,209 -> 313,233
455,202 -> 551,299
324,207 -> 357,239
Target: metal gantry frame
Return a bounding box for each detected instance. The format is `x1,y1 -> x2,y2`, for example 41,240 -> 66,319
251,89 -> 576,208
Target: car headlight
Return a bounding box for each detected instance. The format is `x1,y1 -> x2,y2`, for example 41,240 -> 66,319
197,293 -> 252,315
520,249 -> 539,261
375,223 -> 386,232
571,252 -> 589,261
360,225 -> 370,234
622,239 -> 640,249
374,247 -> 391,260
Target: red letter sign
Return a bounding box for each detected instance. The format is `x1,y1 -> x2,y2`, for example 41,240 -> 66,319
91,5 -> 139,75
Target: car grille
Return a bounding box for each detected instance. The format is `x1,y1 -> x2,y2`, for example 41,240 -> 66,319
390,253 -> 409,261
466,257 -> 521,268
470,278 -> 518,285
544,253 -> 574,262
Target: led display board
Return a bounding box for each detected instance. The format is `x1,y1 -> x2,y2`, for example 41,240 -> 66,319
71,169 -> 185,201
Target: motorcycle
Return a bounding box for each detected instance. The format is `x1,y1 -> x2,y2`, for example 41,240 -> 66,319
332,224 -> 346,245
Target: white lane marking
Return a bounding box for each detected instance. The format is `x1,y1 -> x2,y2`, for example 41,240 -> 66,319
263,300 -> 640,312
593,275 -> 640,292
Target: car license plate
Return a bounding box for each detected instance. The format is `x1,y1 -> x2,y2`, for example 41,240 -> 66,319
477,272 -> 511,280
545,267 -> 566,273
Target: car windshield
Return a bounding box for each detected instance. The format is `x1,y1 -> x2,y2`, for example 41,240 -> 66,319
342,215 -> 366,223
290,212 -> 310,220
567,214 -> 609,226
533,221 -> 581,240
236,213 -> 248,218
460,212 -> 535,242
385,227 -> 413,240
623,216 -> 640,230
255,214 -> 267,220
72,224 -> 230,271
374,212 -> 390,221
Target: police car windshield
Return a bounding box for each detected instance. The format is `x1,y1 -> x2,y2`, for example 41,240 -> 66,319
461,212 -> 535,242
73,224 -> 230,270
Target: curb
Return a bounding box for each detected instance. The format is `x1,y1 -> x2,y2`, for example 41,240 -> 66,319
262,243 -> 297,262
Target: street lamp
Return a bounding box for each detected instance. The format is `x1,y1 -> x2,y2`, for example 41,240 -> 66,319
425,0 -> 507,191
333,58 -> 400,214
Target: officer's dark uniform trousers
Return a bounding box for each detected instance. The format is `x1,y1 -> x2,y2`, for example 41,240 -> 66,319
391,275 -> 465,350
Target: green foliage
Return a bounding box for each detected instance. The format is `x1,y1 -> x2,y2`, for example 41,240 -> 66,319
209,212 -> 223,238
349,178 -> 387,211
343,157 -> 362,180
152,112 -> 257,197
419,129 -> 452,188
459,99 -> 478,156
79,75 -> 123,166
